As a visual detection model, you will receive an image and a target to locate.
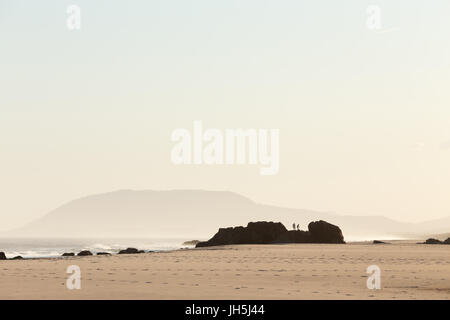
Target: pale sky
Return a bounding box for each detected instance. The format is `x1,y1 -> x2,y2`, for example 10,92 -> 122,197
1,0 -> 450,230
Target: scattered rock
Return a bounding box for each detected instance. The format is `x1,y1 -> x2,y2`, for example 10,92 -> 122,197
11,256 -> 23,260
96,252 -> 111,255
118,248 -> 140,254
77,250 -> 93,256
0,252 -> 6,260
424,238 -> 450,245
62,253 -> 75,257
196,220 -> 345,247
182,240 -> 201,246
424,238 -> 443,244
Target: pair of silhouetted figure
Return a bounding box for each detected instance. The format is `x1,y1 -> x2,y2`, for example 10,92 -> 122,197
292,223 -> 300,231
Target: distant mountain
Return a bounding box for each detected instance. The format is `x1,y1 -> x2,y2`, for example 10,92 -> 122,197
4,190 -> 450,239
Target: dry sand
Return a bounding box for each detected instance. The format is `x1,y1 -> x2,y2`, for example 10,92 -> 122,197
0,242 -> 449,299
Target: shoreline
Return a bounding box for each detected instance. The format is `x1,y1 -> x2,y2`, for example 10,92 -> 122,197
0,247 -> 194,261
0,239 -> 442,260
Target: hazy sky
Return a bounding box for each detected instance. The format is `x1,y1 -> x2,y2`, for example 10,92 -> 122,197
1,0 -> 450,230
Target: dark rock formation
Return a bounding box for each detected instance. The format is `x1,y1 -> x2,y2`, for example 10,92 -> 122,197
196,220 -> 345,247
273,230 -> 312,243
97,252 -> 111,255
308,220 -> 345,244
373,240 -> 388,244
0,252 -> 6,260
196,222 -> 287,247
118,248 -> 141,254
77,250 -> 93,256
12,256 -> 23,260
424,238 -> 450,245
62,253 -> 75,257
424,238 -> 443,244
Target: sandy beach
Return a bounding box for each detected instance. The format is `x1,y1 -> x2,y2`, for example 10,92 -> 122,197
0,242 -> 449,300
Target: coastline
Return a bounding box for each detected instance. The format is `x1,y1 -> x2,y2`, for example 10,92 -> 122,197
0,237 -> 191,259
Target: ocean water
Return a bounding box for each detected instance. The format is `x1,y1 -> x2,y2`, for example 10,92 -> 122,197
0,238 -> 194,259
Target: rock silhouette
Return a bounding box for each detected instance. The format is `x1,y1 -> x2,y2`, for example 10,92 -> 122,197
77,250 -> 93,256
425,238 -> 442,244
118,248 -> 143,254
196,220 -> 345,247
0,252 -> 7,260
424,238 -> 450,245
12,256 -> 23,260
273,230 -> 311,243
196,222 -> 287,248
97,252 -> 111,255
62,253 -> 75,257
308,220 -> 345,243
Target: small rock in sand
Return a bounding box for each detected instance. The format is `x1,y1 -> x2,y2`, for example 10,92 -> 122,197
62,253 -> 75,257
118,248 -> 141,254
77,250 -> 93,256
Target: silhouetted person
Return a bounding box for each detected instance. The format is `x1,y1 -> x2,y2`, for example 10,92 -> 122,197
297,224 -> 300,231
292,223 -> 296,230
